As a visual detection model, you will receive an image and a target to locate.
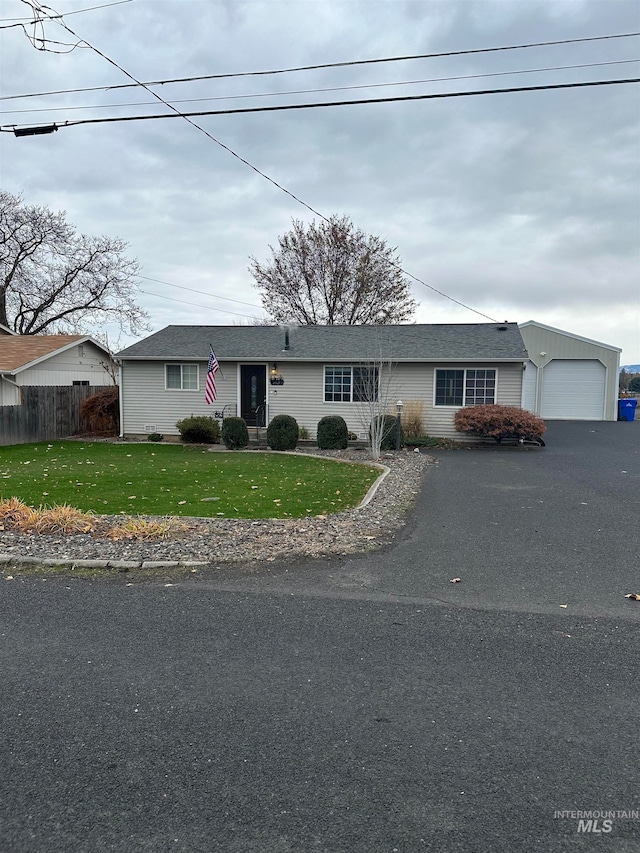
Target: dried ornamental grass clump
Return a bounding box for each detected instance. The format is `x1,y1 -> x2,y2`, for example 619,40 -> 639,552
104,516 -> 190,541
0,497 -> 35,529
29,505 -> 96,534
0,499 -> 95,533
400,401 -> 424,439
454,404 -> 546,444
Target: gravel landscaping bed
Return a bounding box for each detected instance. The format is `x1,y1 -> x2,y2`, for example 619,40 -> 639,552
0,449 -> 432,568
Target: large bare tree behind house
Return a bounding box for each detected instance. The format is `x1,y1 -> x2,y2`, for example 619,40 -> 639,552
0,190 -> 148,336
250,215 -> 417,325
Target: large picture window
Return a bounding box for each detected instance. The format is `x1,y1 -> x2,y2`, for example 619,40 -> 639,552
435,368 -> 496,406
166,363 -> 199,391
324,365 -> 379,403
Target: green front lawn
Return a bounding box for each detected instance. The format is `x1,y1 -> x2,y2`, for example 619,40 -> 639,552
0,442 -> 379,519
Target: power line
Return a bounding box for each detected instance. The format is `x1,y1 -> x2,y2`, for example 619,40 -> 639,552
0,0 -> 130,23
5,77 -> 637,131
2,30 -> 638,101
3,58 -> 637,117
139,275 -> 263,311
13,3 -> 559,323
139,288 -> 260,320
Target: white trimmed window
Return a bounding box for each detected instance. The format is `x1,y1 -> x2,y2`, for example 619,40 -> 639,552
435,368 -> 496,406
324,365 -> 379,403
166,363 -> 199,391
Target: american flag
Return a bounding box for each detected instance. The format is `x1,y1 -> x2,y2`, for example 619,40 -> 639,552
205,347 -> 219,404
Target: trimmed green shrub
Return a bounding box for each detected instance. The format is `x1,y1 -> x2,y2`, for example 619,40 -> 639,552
454,405 -> 546,444
267,414 -> 299,451
147,432 -> 164,442
317,415 -> 348,450
176,415 -> 220,444
221,416 -> 249,450
371,414 -> 402,451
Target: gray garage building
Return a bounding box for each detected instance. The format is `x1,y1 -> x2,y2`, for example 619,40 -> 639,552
519,321 -> 621,421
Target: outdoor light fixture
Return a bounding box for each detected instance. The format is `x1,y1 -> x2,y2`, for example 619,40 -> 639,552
270,363 -> 284,385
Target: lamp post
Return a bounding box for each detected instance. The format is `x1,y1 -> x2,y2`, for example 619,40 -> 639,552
396,400 -> 403,450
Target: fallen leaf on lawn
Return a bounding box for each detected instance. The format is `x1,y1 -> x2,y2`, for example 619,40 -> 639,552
450,577 -> 462,583
559,604 -> 568,608
178,500 -> 187,505
5,575 -> 14,581
624,593 -> 640,601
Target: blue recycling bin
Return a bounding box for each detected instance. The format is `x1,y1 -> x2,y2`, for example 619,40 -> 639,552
618,399 -> 637,421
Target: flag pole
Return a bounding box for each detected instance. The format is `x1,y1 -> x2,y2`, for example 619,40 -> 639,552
209,343 -> 225,379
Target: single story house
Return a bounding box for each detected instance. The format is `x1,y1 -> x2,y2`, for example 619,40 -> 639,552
116,322 -> 532,440
519,321 -> 621,421
0,334 -> 115,406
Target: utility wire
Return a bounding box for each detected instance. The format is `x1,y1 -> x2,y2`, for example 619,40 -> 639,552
5,77 -> 637,130
18,3 -> 585,322
0,0 -> 130,23
139,275 -> 263,311
139,288 -> 261,320
2,30 -> 639,100
3,58 -> 637,117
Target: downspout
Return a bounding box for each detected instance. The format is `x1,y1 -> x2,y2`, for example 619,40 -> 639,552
0,373 -> 20,388
0,373 -> 21,404
117,361 -> 124,438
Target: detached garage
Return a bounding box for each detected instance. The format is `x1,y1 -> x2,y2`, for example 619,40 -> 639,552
519,321 -> 621,421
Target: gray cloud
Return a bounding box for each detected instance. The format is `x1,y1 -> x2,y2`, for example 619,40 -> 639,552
0,0 -> 638,360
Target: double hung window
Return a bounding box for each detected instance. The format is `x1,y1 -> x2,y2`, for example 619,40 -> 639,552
435,369 -> 496,406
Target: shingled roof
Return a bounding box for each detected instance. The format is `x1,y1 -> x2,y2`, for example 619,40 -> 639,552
116,323 -> 528,362
0,334 -> 86,373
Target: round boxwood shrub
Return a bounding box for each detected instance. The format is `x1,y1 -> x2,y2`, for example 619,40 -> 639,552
370,414 -> 402,451
454,404 -> 546,444
221,416 -> 249,450
175,415 -> 220,444
267,414 -> 299,451
317,415 -> 348,450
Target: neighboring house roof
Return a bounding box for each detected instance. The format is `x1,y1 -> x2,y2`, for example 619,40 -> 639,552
116,323 -> 528,362
519,320 -> 622,353
0,334 -> 111,375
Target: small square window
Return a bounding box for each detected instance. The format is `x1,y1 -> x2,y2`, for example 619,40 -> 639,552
166,363 -> 199,391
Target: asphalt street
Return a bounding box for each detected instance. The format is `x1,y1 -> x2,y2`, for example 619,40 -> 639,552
1,421 -> 639,852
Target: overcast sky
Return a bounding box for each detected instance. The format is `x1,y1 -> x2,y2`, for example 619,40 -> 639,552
1,0 -> 639,363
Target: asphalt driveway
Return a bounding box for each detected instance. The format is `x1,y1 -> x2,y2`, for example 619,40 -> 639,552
1,421 -> 639,852
215,420 -> 640,620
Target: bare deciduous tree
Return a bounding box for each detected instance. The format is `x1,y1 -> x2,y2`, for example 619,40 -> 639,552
354,355 -> 399,458
250,215 -> 417,326
0,190 -> 148,336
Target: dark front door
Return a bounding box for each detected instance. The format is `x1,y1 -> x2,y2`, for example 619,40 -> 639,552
240,365 -> 266,426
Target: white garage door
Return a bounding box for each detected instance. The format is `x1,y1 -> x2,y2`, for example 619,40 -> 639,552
541,359 -> 605,419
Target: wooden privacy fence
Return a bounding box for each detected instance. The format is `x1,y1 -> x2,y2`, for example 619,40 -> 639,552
0,386 -> 115,446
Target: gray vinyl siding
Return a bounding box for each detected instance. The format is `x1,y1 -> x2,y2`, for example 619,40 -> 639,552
16,342 -> 112,386
122,359 -> 524,439
270,361 -> 524,439
120,360 -> 242,435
